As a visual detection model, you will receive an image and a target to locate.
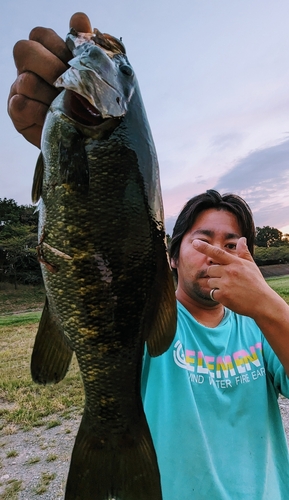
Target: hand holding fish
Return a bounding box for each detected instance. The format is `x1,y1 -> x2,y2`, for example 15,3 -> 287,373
7,13 -> 92,148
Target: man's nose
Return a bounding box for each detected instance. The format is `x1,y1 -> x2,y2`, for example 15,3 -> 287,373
207,257 -> 221,265
206,246 -> 222,265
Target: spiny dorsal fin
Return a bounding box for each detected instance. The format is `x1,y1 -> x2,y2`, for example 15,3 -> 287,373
32,153 -> 44,203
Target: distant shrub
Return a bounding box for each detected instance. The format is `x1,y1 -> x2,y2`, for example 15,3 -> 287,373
254,246 -> 289,266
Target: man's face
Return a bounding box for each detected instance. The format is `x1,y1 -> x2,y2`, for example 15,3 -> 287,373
171,208 -> 242,305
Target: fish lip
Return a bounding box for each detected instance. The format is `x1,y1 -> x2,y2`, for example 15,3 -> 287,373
62,90 -> 109,127
54,41 -> 134,119
55,65 -> 130,119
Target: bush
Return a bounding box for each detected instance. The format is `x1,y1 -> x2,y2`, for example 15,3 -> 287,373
254,246 -> 289,266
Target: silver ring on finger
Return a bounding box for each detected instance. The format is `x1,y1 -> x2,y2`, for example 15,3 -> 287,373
210,288 -> 218,302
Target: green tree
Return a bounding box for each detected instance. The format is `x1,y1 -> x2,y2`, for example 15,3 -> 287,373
0,198 -> 38,231
0,224 -> 40,287
0,199 -> 41,286
255,226 -> 283,247
0,198 -> 21,226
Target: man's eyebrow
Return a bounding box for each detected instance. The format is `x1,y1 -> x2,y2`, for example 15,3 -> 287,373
191,229 -> 241,239
226,232 -> 241,239
191,229 -> 214,237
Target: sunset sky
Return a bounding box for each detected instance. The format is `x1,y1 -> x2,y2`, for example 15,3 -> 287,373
1,0 -> 289,235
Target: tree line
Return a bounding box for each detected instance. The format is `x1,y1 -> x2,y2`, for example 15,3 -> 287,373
1,198 -> 289,287
0,198 -> 41,287
254,226 -> 289,266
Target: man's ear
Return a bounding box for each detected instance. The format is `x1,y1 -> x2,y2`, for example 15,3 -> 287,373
171,258 -> 177,269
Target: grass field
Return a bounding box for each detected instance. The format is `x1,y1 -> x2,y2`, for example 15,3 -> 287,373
0,284 -> 83,431
0,283 -> 45,316
265,275 -> 289,303
0,276 -> 288,430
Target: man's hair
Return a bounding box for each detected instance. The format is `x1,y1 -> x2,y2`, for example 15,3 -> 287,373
169,190 -> 255,278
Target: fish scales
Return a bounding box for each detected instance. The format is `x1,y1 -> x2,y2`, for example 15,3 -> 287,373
42,132 -> 156,414
31,28 -> 176,500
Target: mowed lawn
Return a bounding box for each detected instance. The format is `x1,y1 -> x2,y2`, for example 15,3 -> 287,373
0,276 -> 289,429
265,275 -> 289,304
0,284 -> 84,430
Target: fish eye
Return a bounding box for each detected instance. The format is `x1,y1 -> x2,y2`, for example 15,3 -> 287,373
120,64 -> 133,76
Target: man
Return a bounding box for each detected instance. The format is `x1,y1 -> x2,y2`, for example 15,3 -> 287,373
8,12 -> 289,499
142,190 -> 289,498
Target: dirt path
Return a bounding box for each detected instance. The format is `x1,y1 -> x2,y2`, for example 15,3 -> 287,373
0,414 -> 80,499
1,398 -> 289,499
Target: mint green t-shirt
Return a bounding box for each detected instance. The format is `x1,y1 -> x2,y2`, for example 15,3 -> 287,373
142,301 -> 289,499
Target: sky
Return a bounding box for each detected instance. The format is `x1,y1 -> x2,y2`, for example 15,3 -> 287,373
1,0 -> 289,235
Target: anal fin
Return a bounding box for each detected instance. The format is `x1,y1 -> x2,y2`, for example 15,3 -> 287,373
31,297 -> 73,384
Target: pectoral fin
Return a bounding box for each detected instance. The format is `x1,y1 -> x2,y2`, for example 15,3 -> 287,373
31,298 -> 73,384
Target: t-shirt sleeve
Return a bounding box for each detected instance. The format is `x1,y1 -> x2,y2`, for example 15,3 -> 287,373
262,335 -> 289,397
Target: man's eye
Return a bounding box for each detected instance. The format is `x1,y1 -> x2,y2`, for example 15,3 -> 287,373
226,243 -> 237,250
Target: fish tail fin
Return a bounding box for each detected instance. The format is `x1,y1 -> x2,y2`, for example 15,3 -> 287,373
31,298 -> 73,384
65,410 -> 162,500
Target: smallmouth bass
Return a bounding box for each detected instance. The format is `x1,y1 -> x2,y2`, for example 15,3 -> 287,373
31,27 -> 176,500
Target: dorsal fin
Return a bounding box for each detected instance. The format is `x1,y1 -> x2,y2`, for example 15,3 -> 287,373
31,153 -> 44,203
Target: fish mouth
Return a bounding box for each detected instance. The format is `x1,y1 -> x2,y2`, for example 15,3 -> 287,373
63,90 -> 109,127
